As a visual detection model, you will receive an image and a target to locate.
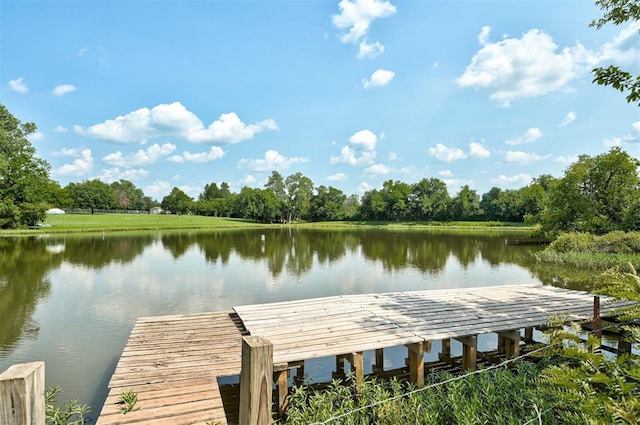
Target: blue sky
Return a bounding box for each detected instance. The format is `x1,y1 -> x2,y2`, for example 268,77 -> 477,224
2,0 -> 639,201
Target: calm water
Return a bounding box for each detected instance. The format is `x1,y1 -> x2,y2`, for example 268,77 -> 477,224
0,228 -> 552,422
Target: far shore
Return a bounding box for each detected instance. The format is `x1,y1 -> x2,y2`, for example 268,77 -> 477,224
0,213 -> 535,237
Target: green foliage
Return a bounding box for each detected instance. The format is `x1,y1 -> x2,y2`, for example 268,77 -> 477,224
283,364 -> 556,424
591,0 -> 640,105
118,390 -> 139,414
547,231 -> 640,254
161,187 -> 194,214
45,386 -> 90,425
67,179 -> 118,212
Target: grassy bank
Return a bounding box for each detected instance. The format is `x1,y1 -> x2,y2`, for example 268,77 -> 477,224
0,214 -> 535,237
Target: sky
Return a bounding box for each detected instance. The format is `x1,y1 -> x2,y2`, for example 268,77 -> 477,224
1,0 -> 639,201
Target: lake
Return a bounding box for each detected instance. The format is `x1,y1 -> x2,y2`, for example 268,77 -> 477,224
0,228 -> 552,422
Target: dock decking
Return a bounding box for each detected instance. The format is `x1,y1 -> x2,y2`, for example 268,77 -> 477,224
97,284 -> 629,425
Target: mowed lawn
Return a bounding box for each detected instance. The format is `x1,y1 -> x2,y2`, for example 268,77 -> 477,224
7,213 -> 266,235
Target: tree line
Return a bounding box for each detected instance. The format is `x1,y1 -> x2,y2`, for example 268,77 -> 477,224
2,104 -> 639,234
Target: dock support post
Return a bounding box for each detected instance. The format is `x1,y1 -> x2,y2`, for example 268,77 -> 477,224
273,367 -> 288,419
345,352 -> 364,391
455,336 -> 477,371
524,327 -> 534,344
439,338 -> 451,362
239,336 -> 273,425
406,342 -> 424,387
0,361 -> 45,425
618,337 -> 632,355
333,355 -> 345,379
498,330 -> 521,358
374,349 -> 384,376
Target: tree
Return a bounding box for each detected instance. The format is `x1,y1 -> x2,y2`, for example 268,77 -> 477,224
111,179 -> 146,210
0,104 -> 54,228
449,185 -> 482,221
161,187 -> 194,214
309,185 -> 348,221
67,180 -> 118,213
284,172 -> 314,222
541,147 -> 640,234
591,0 -> 640,105
409,178 -> 450,221
234,187 -> 280,223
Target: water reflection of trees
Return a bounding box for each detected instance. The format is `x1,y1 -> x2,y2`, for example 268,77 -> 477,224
0,238 -> 58,357
63,234 -> 154,268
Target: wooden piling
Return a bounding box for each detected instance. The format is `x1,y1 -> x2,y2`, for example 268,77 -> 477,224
345,352 -> 364,390
498,330 -> 521,358
0,362 -> 45,425
274,368 -> 288,419
406,342 -> 424,387
239,336 -> 273,425
455,336 -> 477,371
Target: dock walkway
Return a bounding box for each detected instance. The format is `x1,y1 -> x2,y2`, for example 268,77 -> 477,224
97,284 -> 629,425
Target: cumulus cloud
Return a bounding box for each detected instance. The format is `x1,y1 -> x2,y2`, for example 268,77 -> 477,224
388,152 -> 398,160
428,143 -> 467,162
443,179 -> 475,192
332,0 -> 396,59
438,169 -> 453,177
504,151 -> 552,164
505,128 -> 542,145
168,146 -> 225,163
96,167 -> 148,183
102,143 -> 176,167
469,141 -> 491,158
602,121 -> 640,147
74,101 -> 278,144
53,125 -> 68,133
365,163 -> 391,175
457,22 -> 640,106
457,28 -> 596,106
237,150 -> 309,172
491,173 -> 532,186
29,131 -> 44,141
56,148 -> 94,176
144,180 -> 172,198
555,155 -> 579,164
559,111 -> 576,127
8,77 -> 28,93
52,84 -> 77,96
327,173 -> 348,181
331,129 -> 379,166
362,69 -> 395,88
358,181 -> 374,193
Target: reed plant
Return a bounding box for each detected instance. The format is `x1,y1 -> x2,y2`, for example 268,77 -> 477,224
282,362 -> 558,424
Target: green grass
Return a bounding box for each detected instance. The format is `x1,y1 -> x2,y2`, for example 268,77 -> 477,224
1,215 -> 535,237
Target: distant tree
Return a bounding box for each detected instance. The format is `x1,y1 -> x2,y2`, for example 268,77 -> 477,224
480,187 -> 504,221
67,180 -> 118,213
264,171 -> 287,221
309,185 -> 348,221
358,189 -> 386,221
409,178 -> 450,221
0,104 -> 53,228
234,187 -> 279,223
199,182 -> 222,201
541,147 -> 640,234
591,0 -> 640,105
449,185 -> 482,221
111,179 -> 146,210
343,194 -> 360,220
285,172 -> 314,222
161,187 -> 194,214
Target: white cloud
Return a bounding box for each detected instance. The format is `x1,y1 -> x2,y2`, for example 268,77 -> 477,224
491,173 -> 532,186
362,69 -> 395,88
327,173 -> 348,181
457,27 -> 596,106
603,137 -> 623,148
241,175 -> 257,185
469,141 -> 491,158
53,125 -> 68,133
332,0 -> 396,58
555,155 -> 579,164
8,77 -> 28,93
349,129 -> 378,150
102,143 -> 176,167
144,181 -> 172,198
330,145 -> 376,165
237,149 -> 309,172
504,151 -> 551,164
602,121 -> 640,147
52,84 -> 77,96
29,131 -> 44,141
365,163 -> 391,175
633,121 -> 640,133
478,25 -> 491,46
559,111 -> 576,127
505,128 -> 542,145
428,143 -> 467,162
438,169 -> 453,177
96,167 -> 148,183
56,148 -> 94,176
75,101 -> 278,144
358,40 -> 384,59
168,146 -> 225,163
388,151 -> 398,160
358,181 -> 374,193
598,20 -> 640,67
443,179 -> 475,192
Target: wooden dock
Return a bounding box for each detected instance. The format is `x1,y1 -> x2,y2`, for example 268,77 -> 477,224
96,284 -> 630,425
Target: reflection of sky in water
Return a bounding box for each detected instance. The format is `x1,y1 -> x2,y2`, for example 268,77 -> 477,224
0,231 -> 542,424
